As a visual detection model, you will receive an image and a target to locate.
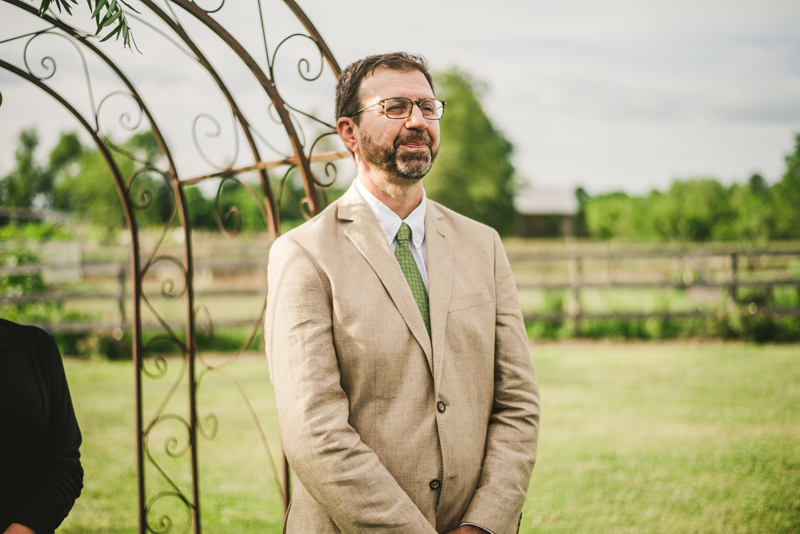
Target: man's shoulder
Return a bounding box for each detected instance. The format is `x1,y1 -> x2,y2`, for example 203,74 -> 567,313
427,199 -> 498,242
269,196 -> 348,255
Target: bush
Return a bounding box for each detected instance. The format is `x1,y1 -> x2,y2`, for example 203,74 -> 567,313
0,246 -> 90,326
55,327 -> 264,359
526,291 -> 568,340
525,307 -> 800,343
0,221 -> 72,240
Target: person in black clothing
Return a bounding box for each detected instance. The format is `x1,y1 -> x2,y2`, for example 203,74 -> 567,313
0,319 -> 83,534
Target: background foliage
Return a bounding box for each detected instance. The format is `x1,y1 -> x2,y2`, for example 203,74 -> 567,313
423,68 -> 517,235
36,0 -> 136,48
580,133 -> 800,242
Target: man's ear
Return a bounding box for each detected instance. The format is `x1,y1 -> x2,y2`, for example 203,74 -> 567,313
337,117 -> 359,154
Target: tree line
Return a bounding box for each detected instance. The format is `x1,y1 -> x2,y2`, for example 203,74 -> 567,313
578,133 -> 800,242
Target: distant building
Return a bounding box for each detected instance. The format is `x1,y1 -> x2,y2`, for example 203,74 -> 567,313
514,186 -> 579,237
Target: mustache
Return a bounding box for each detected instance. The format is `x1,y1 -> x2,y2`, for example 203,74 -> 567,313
394,130 -> 432,149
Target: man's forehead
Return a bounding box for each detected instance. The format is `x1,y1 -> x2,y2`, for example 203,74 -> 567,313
359,67 -> 434,97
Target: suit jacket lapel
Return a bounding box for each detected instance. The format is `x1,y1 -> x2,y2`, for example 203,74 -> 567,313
425,201 -> 452,393
339,182 -> 434,371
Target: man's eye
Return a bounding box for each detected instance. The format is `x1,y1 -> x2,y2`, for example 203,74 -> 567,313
420,102 -> 436,113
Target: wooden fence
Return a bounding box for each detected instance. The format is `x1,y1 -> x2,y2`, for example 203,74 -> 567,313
510,248 -> 800,332
2,246 -> 800,334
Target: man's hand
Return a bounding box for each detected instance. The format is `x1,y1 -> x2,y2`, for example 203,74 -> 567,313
3,524 -> 37,534
446,526 -> 486,534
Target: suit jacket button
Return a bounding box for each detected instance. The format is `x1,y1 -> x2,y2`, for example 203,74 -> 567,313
437,401 -> 446,413
429,479 -> 441,490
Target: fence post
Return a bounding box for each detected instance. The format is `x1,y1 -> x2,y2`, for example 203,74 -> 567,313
569,255 -> 582,335
728,252 -> 738,304
118,263 -> 126,328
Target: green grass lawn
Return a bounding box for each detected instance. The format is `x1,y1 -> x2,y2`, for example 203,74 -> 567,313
60,343 -> 800,533
525,342 -> 800,534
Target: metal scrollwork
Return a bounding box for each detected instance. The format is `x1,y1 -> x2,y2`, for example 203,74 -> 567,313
195,305 -> 213,339
192,112 -> 240,171
145,491 -> 192,534
308,131 -> 341,188
22,28 -> 59,80
197,413 -> 218,441
127,168 -> 156,211
192,0 -> 225,14
96,90 -> 146,134
270,33 -> 325,82
213,176 -> 270,237
16,27 -> 99,119
1,0 -> 348,531
273,165 -> 296,222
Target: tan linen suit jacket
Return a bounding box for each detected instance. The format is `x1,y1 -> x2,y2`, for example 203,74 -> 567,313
265,182 -> 540,534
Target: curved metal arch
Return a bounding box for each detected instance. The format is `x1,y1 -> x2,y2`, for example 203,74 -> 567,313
0,7 -> 201,528
139,0 -> 282,239
283,0 -> 341,78
1,6 -> 206,528
1,2 -> 347,532
167,0 -> 327,216
0,55 -> 149,515
6,1 -> 183,268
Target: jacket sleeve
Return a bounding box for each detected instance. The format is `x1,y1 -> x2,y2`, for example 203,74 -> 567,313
460,230 -> 540,534
15,331 -> 83,534
265,236 -> 438,533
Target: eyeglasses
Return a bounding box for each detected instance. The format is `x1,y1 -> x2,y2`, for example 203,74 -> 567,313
352,97 -> 447,120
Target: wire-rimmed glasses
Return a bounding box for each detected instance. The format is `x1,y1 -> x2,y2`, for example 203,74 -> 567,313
352,97 -> 446,120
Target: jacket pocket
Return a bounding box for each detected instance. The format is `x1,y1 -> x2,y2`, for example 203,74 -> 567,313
448,288 -> 491,312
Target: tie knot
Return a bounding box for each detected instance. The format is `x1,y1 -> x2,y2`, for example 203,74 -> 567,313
396,222 -> 412,244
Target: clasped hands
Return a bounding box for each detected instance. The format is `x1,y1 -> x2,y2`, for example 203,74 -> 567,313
446,525 -> 485,534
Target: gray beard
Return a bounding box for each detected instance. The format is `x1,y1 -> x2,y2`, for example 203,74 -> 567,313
360,130 -> 438,182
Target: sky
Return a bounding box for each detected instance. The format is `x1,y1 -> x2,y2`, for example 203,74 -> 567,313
1,0 -> 799,196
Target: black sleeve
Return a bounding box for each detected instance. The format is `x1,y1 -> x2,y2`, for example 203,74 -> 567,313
15,332 -> 83,534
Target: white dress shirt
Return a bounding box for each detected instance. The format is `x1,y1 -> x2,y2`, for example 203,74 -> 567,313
355,176 -> 429,293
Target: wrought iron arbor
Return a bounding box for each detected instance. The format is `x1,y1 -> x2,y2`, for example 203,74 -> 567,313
0,1 -> 346,531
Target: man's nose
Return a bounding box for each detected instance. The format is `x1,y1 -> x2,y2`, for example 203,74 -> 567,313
404,104 -> 428,130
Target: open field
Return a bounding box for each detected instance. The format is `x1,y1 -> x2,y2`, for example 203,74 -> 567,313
59,342 -> 800,533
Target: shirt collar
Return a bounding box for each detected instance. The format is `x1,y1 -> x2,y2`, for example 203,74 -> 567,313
355,176 -> 426,251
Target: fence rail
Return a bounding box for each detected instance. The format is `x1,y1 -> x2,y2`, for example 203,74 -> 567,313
511,248 -> 800,331
3,248 -> 800,334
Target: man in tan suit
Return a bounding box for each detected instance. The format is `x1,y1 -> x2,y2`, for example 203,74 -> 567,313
265,52 -> 539,534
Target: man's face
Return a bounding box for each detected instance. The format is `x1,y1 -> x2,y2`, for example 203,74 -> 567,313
354,68 -> 440,184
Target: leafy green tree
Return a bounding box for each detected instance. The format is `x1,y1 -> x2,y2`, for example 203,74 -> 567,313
184,186 -> 216,230
423,68 -> 517,235
772,133 -> 800,239
0,128 -> 54,208
53,130 -> 173,235
216,180 -> 269,233
54,145 -> 127,233
584,192 -> 649,240
49,131 -> 83,171
658,178 -> 732,241
585,179 -> 732,241
718,174 -> 774,243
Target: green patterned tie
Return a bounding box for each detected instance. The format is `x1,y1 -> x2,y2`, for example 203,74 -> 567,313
395,222 -> 430,336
